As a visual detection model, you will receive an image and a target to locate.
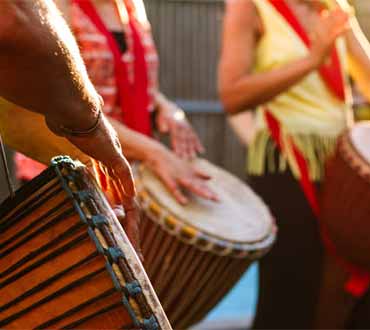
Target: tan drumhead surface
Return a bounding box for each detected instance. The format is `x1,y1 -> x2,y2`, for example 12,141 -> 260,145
350,122 -> 370,164
137,159 -> 273,243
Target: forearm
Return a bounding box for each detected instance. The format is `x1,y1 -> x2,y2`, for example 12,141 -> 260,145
109,118 -> 165,162
0,0 -> 101,133
219,55 -> 319,114
0,102 -> 164,167
0,104 -> 90,165
346,18 -> 370,101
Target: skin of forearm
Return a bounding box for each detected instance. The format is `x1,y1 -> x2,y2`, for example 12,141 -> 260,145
153,91 -> 180,118
220,55 -> 319,114
0,0 -> 101,132
0,103 -> 164,167
346,19 -> 370,101
109,117 -> 165,162
0,105 -> 90,165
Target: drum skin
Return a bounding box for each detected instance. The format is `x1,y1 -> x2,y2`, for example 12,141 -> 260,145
321,124 -> 370,271
135,159 -> 276,329
0,158 -> 171,330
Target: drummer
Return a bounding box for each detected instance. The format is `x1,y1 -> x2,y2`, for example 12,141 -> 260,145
0,0 -> 140,198
14,0 -> 217,206
219,0 -> 370,328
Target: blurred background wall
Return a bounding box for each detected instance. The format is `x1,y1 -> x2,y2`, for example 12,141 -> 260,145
144,0 -> 247,180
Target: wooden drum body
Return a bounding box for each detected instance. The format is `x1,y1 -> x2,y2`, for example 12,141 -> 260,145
0,157 -> 172,330
321,122 -> 370,270
135,159 -> 276,329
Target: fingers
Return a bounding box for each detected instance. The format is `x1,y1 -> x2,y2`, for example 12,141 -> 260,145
194,167 -> 212,180
113,201 -> 143,261
92,160 -> 109,191
170,122 -> 204,160
112,204 -> 125,221
171,126 -> 188,159
326,9 -> 349,34
179,176 -> 219,202
193,132 -> 205,154
184,130 -> 197,160
159,171 -> 189,205
110,156 -> 136,198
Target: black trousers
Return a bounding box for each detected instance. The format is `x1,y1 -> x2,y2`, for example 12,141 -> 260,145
250,170 -> 323,329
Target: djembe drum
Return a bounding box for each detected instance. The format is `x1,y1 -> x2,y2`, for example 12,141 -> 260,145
0,156 -> 172,330
134,159 -> 276,329
321,122 -> 370,270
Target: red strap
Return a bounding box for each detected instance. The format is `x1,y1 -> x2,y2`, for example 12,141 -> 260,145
268,0 -> 346,101
265,111 -> 370,297
126,19 -> 151,135
73,0 -> 152,136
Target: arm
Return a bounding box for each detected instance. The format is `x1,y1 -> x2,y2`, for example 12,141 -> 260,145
0,0 -> 135,197
0,0 -> 98,131
106,118 -> 218,204
154,92 -> 204,159
0,104 -> 217,204
0,102 -> 90,165
345,17 -> 370,101
218,0 -> 349,114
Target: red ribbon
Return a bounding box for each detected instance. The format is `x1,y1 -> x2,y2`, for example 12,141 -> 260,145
268,0 -> 346,101
74,0 -> 152,136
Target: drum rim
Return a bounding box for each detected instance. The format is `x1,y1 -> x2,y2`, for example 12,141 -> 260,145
50,157 -> 172,330
134,163 -> 276,259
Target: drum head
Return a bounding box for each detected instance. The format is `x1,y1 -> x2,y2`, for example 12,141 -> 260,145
349,122 -> 370,164
135,159 -> 274,244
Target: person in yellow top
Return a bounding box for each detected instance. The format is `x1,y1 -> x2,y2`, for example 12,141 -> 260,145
219,0 -> 370,328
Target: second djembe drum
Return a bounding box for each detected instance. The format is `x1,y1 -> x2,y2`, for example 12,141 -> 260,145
135,159 -> 276,329
321,122 -> 370,270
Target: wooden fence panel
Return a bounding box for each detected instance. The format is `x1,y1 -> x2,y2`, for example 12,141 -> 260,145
145,0 -> 224,101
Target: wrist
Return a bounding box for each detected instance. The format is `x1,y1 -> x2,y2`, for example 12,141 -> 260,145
46,94 -> 103,137
304,53 -> 323,72
142,140 -> 168,165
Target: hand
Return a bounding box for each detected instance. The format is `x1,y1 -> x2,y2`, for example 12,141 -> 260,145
309,8 -> 349,67
48,113 -> 136,198
145,145 -> 219,205
156,98 -> 204,160
113,203 -> 143,262
93,161 -> 143,260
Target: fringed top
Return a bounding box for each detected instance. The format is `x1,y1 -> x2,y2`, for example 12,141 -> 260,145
248,0 -> 353,181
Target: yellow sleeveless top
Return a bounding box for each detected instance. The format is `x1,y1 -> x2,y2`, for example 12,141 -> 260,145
248,0 -> 353,181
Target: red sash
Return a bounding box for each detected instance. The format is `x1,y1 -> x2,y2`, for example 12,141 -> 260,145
269,0 -> 346,101
74,0 -> 152,136
266,0 -> 370,297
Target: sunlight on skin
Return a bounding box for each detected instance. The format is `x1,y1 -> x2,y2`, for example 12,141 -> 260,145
43,1 -> 101,115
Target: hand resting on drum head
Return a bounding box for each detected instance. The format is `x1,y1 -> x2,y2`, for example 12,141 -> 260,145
143,145 -> 219,205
